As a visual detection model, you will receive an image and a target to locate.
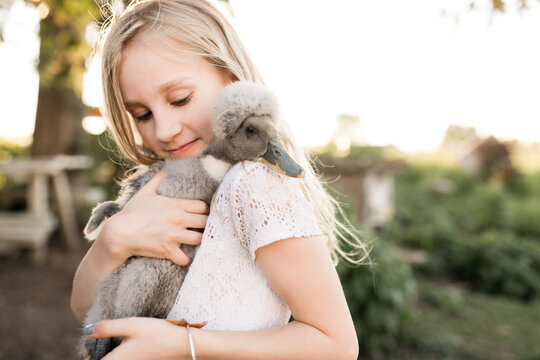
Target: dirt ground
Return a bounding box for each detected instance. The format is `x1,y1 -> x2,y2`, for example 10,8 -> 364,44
0,237 -> 89,360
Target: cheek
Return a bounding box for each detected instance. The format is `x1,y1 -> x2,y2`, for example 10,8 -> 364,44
135,122 -> 156,145
198,115 -> 215,142
189,100 -> 215,138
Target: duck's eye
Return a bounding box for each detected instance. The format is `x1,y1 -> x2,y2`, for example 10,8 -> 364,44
245,126 -> 257,137
274,149 -> 282,157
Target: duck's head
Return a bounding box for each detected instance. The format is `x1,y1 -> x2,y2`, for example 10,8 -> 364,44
213,82 -> 304,178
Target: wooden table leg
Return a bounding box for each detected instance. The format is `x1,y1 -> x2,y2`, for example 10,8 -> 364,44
52,171 -> 81,248
28,174 -> 49,215
27,174 -> 51,263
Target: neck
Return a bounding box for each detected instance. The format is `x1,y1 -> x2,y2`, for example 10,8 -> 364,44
200,141 -> 235,182
202,140 -> 236,164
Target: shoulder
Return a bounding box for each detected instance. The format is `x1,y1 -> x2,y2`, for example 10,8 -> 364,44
224,160 -> 276,180
220,161 -> 322,260
222,160 -> 298,193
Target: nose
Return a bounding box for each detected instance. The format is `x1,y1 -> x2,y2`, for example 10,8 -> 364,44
154,111 -> 182,143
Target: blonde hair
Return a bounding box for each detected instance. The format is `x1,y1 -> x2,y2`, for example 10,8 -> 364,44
97,0 -> 368,264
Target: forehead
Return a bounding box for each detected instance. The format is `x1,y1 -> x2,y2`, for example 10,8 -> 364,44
118,38 -> 216,103
120,38 -> 201,77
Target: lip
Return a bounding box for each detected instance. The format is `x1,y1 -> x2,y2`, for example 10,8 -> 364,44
168,139 -> 198,157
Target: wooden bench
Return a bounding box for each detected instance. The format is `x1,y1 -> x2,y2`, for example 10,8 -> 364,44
0,155 -> 93,263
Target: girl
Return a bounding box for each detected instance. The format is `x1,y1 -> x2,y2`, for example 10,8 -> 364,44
71,0 -> 365,359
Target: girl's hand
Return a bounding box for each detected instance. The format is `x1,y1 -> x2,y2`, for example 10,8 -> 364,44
98,170 -> 208,266
86,317 -> 189,360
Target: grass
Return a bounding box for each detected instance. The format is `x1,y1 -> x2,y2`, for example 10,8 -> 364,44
401,280 -> 540,360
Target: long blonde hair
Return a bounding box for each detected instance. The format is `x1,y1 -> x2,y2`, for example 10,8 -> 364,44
97,0 -> 368,264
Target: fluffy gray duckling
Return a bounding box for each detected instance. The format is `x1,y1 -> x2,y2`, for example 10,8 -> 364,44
80,81 -> 304,360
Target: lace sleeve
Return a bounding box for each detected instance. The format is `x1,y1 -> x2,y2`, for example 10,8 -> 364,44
227,161 -> 322,260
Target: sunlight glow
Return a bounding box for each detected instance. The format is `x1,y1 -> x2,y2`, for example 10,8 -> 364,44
36,3 -> 49,19
1,0 -> 540,153
82,115 -> 106,135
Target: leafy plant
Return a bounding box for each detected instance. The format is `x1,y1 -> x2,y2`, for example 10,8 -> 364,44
338,239 -> 417,356
387,165 -> 540,301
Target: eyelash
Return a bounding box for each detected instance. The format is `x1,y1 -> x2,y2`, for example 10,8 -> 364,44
172,95 -> 191,106
134,95 -> 192,122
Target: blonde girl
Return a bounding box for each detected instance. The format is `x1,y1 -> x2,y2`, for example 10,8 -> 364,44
71,0 -> 363,359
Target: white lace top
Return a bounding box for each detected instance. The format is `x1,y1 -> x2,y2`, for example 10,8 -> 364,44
166,161 -> 322,330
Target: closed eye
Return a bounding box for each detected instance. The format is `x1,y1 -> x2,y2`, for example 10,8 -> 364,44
171,95 -> 191,106
135,111 -> 152,122
131,95 -> 191,122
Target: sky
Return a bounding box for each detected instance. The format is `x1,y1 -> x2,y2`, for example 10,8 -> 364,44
1,0 -> 540,152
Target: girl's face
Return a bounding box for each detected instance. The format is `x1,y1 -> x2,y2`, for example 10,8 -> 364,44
119,38 -> 232,159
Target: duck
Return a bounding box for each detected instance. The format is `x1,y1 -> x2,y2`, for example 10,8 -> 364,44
80,81 -> 304,360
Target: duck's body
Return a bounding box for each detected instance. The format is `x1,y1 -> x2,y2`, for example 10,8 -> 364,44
80,82 -> 303,360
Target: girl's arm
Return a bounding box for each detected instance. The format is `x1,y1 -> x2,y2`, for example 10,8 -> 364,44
86,235 -> 359,360
71,171 -> 209,322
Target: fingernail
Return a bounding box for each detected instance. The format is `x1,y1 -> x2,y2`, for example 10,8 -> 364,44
83,324 -> 95,335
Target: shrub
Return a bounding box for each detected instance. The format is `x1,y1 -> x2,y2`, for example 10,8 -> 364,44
387,165 -> 540,301
473,231 -> 540,300
460,183 -> 511,232
338,239 -> 417,356
508,198 -> 540,239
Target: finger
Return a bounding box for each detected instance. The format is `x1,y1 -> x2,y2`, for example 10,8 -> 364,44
175,230 -> 203,246
86,318 -> 140,339
169,248 -> 192,267
136,170 -> 166,196
174,212 -> 208,229
101,338 -> 133,360
177,199 -> 210,214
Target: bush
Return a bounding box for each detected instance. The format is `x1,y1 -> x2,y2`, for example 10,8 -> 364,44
338,240 -> 417,356
472,231 -> 540,300
0,140 -> 30,211
0,139 -> 30,160
387,165 -> 540,301
460,183 -> 511,232
508,197 -> 540,239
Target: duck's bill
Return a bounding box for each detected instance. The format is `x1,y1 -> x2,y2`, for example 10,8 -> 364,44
261,140 -> 305,178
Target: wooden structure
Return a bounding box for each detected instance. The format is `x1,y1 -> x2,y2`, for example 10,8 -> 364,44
316,155 -> 405,229
0,155 -> 92,263
461,136 -> 519,180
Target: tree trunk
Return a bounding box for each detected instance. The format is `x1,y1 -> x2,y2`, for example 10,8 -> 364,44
31,86 -> 85,156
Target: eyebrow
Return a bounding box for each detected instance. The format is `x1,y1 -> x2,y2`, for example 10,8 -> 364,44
158,77 -> 190,93
123,77 -> 191,108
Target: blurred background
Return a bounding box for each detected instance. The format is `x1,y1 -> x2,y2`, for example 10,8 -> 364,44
1,0 -> 539,359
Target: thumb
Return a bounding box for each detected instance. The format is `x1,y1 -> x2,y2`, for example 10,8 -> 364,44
136,170 -> 166,196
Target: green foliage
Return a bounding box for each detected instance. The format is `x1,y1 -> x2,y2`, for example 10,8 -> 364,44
439,124 -> 478,150
470,231 -> 540,300
317,144 -> 392,162
347,145 -> 387,160
82,131 -> 132,199
37,0 -> 103,92
0,139 -> 30,210
387,164 -> 540,301
0,138 -> 30,160
424,230 -> 540,301
404,281 -> 540,360
461,183 -> 511,231
508,196 -> 540,238
421,283 -> 463,314
338,239 -> 417,356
